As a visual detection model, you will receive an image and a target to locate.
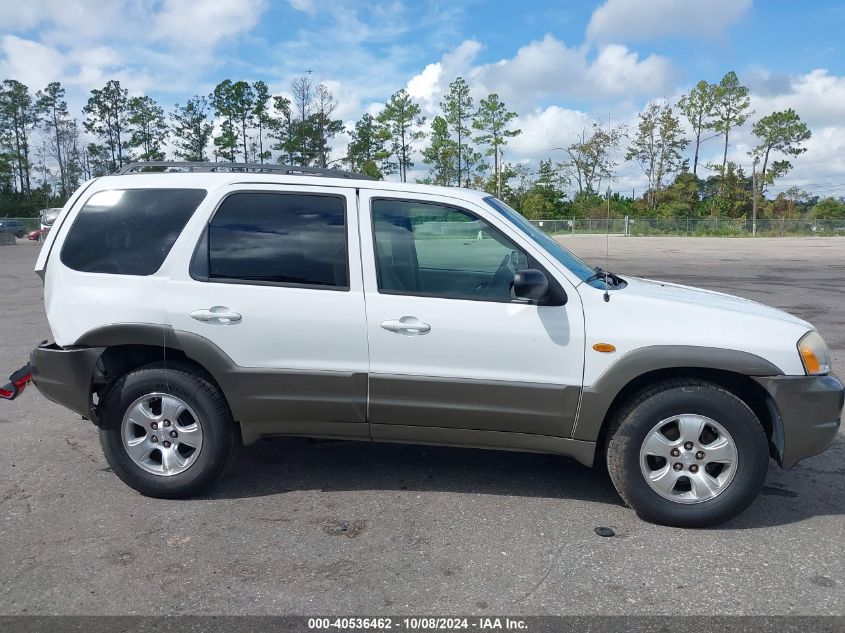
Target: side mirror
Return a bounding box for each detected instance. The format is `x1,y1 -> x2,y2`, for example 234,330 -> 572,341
513,269 -> 549,303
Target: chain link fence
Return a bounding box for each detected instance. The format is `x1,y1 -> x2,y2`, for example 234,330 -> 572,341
0,217 -> 41,245
529,217 -> 845,237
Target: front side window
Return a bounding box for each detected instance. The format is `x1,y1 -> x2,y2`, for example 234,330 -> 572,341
61,188 -> 206,275
202,192 -> 348,289
372,198 -> 530,302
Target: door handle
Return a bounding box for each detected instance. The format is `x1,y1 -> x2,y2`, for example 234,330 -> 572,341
380,316 -> 431,335
190,307 -> 242,324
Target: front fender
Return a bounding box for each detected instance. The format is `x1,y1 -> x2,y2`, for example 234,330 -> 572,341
571,345 -> 783,442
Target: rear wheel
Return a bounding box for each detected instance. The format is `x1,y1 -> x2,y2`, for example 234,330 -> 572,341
99,363 -> 237,498
606,379 -> 769,527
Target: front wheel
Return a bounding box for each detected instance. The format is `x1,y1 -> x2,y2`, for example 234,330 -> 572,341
99,363 -> 237,498
606,379 -> 769,527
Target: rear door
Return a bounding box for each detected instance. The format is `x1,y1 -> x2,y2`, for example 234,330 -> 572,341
358,190 -> 585,440
165,184 -> 369,437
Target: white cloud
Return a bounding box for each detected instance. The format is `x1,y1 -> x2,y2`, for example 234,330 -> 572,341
587,0 -> 752,42
407,62 -> 442,103
0,0 -> 269,108
0,35 -> 66,88
153,0 -> 266,50
288,0 -> 316,16
406,35 -> 674,114
724,69 -> 845,193
507,106 -> 592,160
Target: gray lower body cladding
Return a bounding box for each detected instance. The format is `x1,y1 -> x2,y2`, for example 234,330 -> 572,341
30,343 -> 104,419
368,374 -> 579,437
31,326 -> 593,464
752,373 -> 844,468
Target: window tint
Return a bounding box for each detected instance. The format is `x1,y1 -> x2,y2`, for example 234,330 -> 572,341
205,192 -> 348,288
61,189 -> 206,275
372,199 -> 528,302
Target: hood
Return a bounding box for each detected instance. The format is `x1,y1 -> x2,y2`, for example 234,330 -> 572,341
618,276 -> 811,328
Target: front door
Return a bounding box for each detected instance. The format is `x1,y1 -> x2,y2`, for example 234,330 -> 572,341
358,190 -> 585,440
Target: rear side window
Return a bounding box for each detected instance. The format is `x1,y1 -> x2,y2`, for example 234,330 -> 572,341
197,192 -> 348,289
61,189 -> 206,275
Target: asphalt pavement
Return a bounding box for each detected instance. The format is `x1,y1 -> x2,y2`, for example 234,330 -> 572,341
0,236 -> 842,615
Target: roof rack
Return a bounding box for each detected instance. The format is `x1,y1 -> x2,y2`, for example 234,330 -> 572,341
114,161 -> 376,181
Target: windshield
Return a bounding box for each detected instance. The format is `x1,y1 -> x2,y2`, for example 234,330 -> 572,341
483,196 -> 597,283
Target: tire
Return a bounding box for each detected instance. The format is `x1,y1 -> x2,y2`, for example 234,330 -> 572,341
99,362 -> 238,498
606,379 -> 769,528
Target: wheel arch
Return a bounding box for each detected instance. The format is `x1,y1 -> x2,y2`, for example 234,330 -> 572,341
76,325 -> 235,427
573,346 -> 786,465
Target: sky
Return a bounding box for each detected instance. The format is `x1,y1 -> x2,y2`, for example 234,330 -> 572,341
1,0 -> 844,198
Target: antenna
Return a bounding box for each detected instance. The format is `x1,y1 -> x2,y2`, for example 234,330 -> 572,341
604,186 -> 611,302
603,111 -> 612,303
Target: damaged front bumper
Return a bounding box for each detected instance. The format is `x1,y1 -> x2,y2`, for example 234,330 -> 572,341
754,373 -> 844,468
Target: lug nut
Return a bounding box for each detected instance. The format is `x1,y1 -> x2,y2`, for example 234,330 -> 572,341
673,463 -> 683,471
169,430 -> 178,438
695,451 -> 705,460
151,435 -> 158,443
163,420 -> 171,427
150,422 -> 158,430
670,448 -> 680,457
162,440 -> 171,448
689,464 -> 699,473
683,441 -> 694,450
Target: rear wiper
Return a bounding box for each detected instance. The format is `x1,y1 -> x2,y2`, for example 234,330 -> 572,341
584,267 -> 622,286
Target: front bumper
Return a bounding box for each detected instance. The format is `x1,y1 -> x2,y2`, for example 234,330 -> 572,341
754,373 -> 844,468
30,343 -> 104,419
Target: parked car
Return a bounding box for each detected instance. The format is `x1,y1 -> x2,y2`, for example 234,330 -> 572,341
0,219 -> 26,238
27,228 -> 49,241
40,207 -> 61,232
13,162 -> 843,527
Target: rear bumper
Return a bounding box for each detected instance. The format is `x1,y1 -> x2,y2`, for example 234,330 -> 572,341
754,374 -> 844,468
29,343 -> 104,419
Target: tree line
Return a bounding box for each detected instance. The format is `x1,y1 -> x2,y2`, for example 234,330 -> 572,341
1,71 -> 842,221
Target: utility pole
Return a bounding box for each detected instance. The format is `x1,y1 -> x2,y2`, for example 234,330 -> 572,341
496,147 -> 503,198
751,158 -> 759,237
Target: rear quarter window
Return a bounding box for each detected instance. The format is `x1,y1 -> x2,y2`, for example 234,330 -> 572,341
61,188 -> 206,275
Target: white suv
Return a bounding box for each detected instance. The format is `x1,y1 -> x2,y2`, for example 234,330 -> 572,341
19,162 -> 843,527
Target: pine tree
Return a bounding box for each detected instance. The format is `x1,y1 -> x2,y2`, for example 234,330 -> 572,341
473,93 -> 520,195
83,80 -> 131,171
211,80 -> 240,162
422,116 -> 458,185
127,95 -> 168,161
440,77 -> 474,186
268,96 -> 296,165
378,89 -> 426,182
252,81 -> 271,163
346,113 -> 388,178
676,80 -> 718,176
1,79 -> 39,194
170,96 -> 213,161
36,82 -> 71,196
710,71 -> 752,171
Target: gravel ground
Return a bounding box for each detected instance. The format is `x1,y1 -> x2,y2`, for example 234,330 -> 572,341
0,236 -> 842,616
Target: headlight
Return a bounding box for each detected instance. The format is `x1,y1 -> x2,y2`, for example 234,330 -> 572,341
797,331 -> 831,375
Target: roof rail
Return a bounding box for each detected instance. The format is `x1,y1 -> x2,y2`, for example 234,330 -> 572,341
113,161 -> 377,180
